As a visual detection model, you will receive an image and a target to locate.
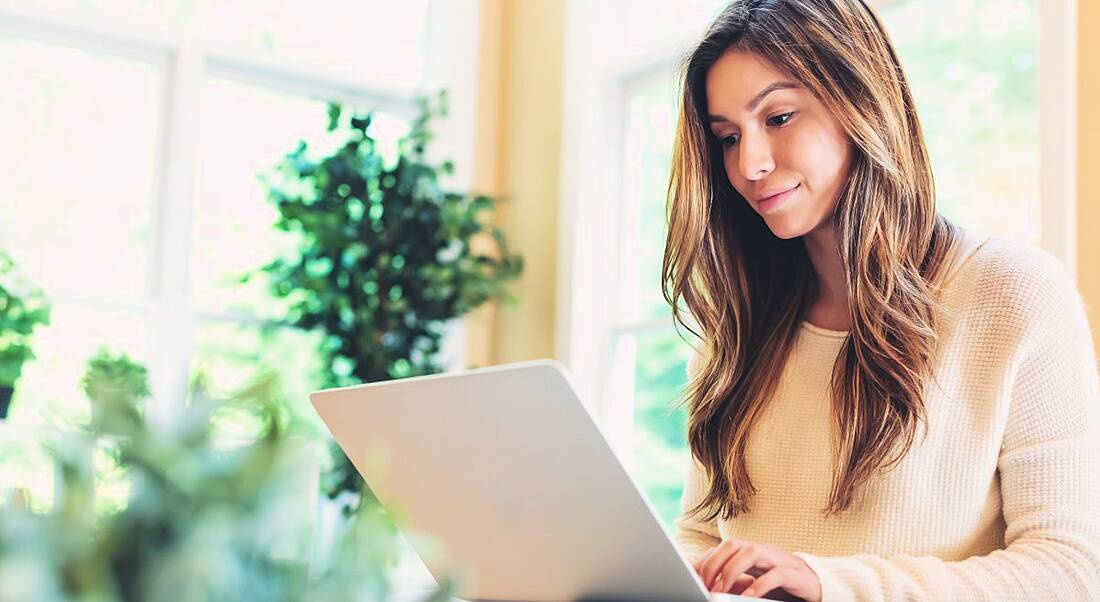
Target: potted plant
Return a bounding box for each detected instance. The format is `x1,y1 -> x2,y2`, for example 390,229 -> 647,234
0,251 -> 51,419
0,349 -> 455,601
256,91 -> 523,503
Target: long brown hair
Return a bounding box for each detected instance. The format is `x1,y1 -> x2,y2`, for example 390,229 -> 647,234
663,0 -> 962,520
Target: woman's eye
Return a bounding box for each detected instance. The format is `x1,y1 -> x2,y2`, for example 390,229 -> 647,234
720,133 -> 739,147
766,112 -> 794,127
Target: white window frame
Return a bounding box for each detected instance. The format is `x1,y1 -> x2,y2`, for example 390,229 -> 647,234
0,0 -> 481,422
557,0 -> 1079,455
556,0 -> 725,456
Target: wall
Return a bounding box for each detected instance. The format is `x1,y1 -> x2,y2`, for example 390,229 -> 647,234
466,0 -> 565,366
1078,0 -> 1100,354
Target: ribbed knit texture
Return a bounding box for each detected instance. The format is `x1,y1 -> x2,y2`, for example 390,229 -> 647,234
675,234 -> 1100,600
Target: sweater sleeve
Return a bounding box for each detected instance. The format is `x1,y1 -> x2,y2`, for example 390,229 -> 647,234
676,456 -> 722,564
794,260 -> 1100,601
675,348 -> 722,563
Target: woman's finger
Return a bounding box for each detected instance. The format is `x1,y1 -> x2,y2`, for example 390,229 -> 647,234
727,574 -> 756,594
718,542 -> 778,585
693,545 -> 719,575
741,566 -> 788,599
698,541 -> 741,588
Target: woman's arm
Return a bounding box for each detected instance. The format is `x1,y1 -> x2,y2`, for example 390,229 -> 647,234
676,349 -> 722,563
677,456 -> 723,564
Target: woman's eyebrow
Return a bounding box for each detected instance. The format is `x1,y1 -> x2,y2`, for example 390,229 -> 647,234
707,80 -> 801,123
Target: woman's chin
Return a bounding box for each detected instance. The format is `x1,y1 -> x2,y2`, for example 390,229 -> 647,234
762,217 -> 812,240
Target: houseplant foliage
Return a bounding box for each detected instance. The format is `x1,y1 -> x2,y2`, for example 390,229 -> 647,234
0,251 -> 51,419
258,92 -> 522,500
0,350 -> 452,602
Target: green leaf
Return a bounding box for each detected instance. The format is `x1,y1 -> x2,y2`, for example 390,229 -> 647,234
0,251 -> 51,387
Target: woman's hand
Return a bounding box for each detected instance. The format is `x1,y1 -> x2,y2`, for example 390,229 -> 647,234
693,539 -> 822,601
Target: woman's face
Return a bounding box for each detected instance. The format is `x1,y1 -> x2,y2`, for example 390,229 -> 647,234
705,51 -> 853,240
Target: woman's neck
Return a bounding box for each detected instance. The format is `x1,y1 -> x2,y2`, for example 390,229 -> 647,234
802,224 -> 851,331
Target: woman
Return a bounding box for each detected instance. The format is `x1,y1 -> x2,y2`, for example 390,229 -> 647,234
662,0 -> 1100,600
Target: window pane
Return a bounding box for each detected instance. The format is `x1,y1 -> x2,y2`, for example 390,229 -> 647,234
190,321 -> 327,437
192,76 -> 411,320
0,34 -> 160,304
880,0 -> 1039,245
630,328 -> 695,530
200,0 -> 430,92
620,69 -> 680,324
4,303 -> 149,430
0,424 -> 54,511
0,0 -> 194,36
0,303 -> 148,510
191,77 -> 329,319
1,1 -> 430,91
0,35 -> 158,511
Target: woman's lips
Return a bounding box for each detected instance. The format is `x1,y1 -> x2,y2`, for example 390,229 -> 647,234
756,183 -> 799,213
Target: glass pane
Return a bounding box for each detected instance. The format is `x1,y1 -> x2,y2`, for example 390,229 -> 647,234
190,321 -> 327,437
620,68 -> 680,323
192,77 -> 327,319
0,423 -> 54,512
191,76 -> 411,320
0,34 -> 160,304
0,0 -> 195,36
630,328 -> 696,530
880,0 -> 1039,245
4,303 -> 149,430
0,2 -> 430,91
200,0 -> 431,92
0,302 -> 148,509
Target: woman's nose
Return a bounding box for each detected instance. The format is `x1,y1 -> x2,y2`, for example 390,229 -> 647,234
737,134 -> 775,181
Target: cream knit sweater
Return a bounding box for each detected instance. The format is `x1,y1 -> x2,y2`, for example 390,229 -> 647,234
675,235 -> 1100,601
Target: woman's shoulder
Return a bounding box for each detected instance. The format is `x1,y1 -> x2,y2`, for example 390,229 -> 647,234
956,233 -> 1071,290
948,230 -> 1080,330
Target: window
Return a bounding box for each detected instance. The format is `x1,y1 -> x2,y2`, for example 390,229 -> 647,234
0,5 -> 476,585
187,75 -> 417,433
879,0 -> 1041,246
191,77 -> 358,434
200,0 -> 430,93
606,68 -> 694,527
0,35 -> 163,506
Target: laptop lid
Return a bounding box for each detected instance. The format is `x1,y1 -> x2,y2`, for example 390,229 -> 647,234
310,360 -> 740,602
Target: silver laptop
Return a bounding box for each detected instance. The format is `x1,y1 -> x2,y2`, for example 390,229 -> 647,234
310,360 -> 753,602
